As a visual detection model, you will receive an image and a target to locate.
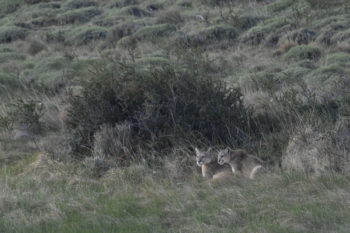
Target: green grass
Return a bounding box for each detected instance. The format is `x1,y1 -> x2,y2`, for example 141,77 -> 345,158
0,0 -> 350,232
284,45 -> 322,61
1,157 -> 350,233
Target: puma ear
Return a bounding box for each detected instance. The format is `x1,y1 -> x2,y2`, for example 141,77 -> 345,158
224,147 -> 230,153
195,147 -> 200,155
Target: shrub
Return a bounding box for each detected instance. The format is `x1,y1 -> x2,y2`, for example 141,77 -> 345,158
121,6 -> 150,17
241,17 -> 288,45
0,52 -> 26,63
92,123 -> 133,166
59,7 -> 102,24
45,30 -> 66,43
24,0 -> 50,4
231,16 -> 262,30
315,17 -> 350,46
156,10 -> 183,25
6,99 -> 45,134
27,40 -> 47,55
327,52 -> 350,66
0,0 -> 23,14
68,26 -> 108,45
0,71 -> 19,88
282,119 -> 350,175
305,0 -> 345,9
112,0 -> 139,8
305,64 -> 349,101
106,21 -> 144,43
66,60 -> 253,157
133,24 -> 176,40
65,0 -> 97,9
268,0 -> 294,12
184,24 -> 238,47
0,26 -> 27,43
284,45 -> 321,61
286,28 -> 316,45
331,29 -> 350,44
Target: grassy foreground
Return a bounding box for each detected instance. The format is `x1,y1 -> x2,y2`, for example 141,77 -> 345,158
1,153 -> 350,233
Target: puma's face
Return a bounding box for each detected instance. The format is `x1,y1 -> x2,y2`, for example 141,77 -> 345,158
195,148 -> 214,166
217,149 -> 230,165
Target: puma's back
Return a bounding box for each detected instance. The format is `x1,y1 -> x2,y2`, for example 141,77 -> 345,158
218,148 -> 263,179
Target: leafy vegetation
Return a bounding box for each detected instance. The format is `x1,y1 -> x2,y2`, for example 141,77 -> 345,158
0,0 -> 350,231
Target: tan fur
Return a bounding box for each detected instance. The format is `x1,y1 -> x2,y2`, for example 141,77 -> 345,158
195,148 -> 232,180
218,148 -> 263,179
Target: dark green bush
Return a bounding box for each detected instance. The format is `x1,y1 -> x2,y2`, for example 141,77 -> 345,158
66,60 -> 253,157
0,26 -> 27,43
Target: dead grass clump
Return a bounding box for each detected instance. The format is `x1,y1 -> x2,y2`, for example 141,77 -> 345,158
282,121 -> 350,175
156,9 -> 184,25
38,133 -> 72,161
243,91 -> 279,121
92,123 -> 133,166
277,40 -> 296,54
27,40 -> 48,55
282,126 -> 333,176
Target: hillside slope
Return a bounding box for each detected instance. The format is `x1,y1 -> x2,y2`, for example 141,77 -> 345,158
0,0 -> 350,232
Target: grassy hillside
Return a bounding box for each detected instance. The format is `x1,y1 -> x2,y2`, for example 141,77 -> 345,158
0,0 -> 350,232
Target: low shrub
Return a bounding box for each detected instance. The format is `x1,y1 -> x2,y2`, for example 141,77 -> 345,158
66,59 -> 253,158
0,0 -> 23,14
284,45 -> 321,61
183,24 -> 238,47
286,28 -> 316,45
156,10 -> 183,25
133,24 -> 176,40
0,52 -> 26,63
45,30 -> 67,43
241,17 -> 288,45
65,0 -> 97,9
27,40 -> 47,55
0,71 -> 19,88
92,123 -> 133,166
305,0 -> 346,9
68,26 -> 108,45
305,64 -> 349,101
24,0 -> 50,4
0,26 -> 27,43
327,52 -> 350,66
59,7 -> 102,24
268,0 -> 294,12
106,21 -> 144,43
5,99 -> 45,134
121,6 -> 150,17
